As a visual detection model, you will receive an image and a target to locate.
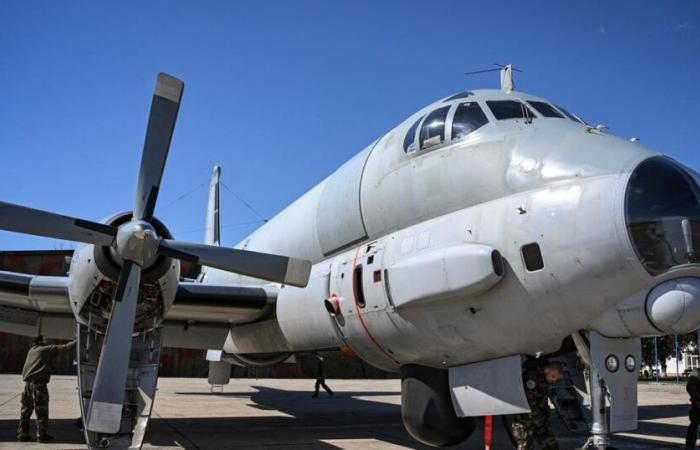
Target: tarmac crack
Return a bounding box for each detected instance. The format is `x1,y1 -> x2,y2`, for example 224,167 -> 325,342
152,411 -> 200,449
0,392 -> 21,408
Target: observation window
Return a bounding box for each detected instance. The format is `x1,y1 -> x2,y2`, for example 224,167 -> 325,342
419,106 -> 450,150
626,158 -> 700,275
403,116 -> 423,152
452,102 -> 489,140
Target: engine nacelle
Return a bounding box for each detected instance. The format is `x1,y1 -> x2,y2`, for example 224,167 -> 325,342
400,365 -> 476,448
222,352 -> 291,368
93,212 -> 175,283
589,277 -> 700,337
220,318 -> 294,367
67,211 -> 180,333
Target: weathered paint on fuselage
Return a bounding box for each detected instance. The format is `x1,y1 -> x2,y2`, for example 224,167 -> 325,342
203,89 -> 700,371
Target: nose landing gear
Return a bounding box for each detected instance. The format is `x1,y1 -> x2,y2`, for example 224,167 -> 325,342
573,331 -> 641,450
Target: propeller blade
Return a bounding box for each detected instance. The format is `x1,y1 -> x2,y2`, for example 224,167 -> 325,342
0,201 -> 116,246
133,73 -> 184,221
86,260 -> 141,434
158,239 -> 311,287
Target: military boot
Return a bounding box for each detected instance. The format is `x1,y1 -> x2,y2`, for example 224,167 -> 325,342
37,434 -> 54,443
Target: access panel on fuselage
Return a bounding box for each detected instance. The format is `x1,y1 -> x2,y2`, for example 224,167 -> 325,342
328,243 -> 398,372
316,144 -> 374,256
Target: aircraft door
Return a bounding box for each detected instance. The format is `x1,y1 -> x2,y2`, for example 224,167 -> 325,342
328,241 -> 398,371
359,241 -> 391,312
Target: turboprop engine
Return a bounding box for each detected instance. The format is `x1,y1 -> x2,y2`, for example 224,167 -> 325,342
66,212 -> 180,337
0,73 -> 312,448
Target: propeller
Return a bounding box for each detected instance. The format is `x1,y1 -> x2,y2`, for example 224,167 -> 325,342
133,74 -> 183,222
86,261 -> 141,433
0,73 -> 312,434
159,240 -> 311,287
0,201 -> 117,246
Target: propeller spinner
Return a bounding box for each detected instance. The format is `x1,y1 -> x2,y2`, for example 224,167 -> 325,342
0,73 -> 311,434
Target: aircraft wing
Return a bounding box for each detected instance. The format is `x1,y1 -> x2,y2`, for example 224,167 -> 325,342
0,270 -> 73,339
0,266 -> 275,349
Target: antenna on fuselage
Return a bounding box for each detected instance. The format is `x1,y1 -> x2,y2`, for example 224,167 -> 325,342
464,63 -> 522,93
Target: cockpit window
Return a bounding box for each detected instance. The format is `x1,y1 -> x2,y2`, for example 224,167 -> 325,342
486,100 -> 537,121
554,104 -> 584,123
452,102 -> 488,140
419,106 -> 450,150
527,101 -> 564,118
403,115 -> 423,153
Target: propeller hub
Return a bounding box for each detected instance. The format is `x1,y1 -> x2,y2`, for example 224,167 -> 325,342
114,220 -> 159,267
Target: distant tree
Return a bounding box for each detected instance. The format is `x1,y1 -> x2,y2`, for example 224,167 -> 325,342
641,331 -> 699,375
642,335 -> 673,374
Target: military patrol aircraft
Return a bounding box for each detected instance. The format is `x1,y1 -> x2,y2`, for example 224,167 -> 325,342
0,67 -> 698,449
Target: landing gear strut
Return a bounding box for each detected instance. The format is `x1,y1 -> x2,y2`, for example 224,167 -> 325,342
582,361 -> 608,450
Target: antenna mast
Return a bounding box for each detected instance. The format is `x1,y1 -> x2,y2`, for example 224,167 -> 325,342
464,63 -> 521,92
500,64 -> 514,92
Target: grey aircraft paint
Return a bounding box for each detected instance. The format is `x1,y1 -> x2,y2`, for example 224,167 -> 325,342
1,71 -> 699,448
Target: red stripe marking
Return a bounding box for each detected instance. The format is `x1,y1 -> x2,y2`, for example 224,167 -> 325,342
484,416 -> 493,450
350,246 -> 399,365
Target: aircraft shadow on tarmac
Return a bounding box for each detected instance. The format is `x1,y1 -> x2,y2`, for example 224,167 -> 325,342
0,387 -> 436,449
0,387 -> 687,449
168,386 -> 434,449
625,405 -> 689,447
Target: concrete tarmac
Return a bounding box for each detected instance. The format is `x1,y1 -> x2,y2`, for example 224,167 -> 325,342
0,375 -> 688,449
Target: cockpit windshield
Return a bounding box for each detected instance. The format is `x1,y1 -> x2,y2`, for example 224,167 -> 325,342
486,100 -> 536,121
527,101 -> 564,119
554,104 -> 585,124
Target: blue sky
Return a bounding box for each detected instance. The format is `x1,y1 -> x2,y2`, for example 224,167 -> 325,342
0,1 -> 698,250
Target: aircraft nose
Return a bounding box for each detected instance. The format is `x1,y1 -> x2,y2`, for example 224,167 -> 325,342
626,157 -> 700,275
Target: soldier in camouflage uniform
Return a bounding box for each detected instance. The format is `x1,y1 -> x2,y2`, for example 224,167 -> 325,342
17,335 -> 76,442
510,359 -> 563,450
685,369 -> 700,449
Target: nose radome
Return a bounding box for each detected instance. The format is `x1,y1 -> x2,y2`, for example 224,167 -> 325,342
646,277 -> 700,334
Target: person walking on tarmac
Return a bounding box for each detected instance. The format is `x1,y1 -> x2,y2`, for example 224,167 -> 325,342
17,335 -> 77,442
311,352 -> 334,398
510,359 -> 563,450
685,369 -> 700,449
